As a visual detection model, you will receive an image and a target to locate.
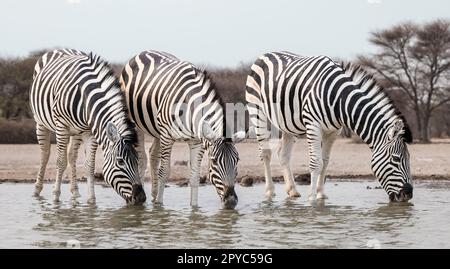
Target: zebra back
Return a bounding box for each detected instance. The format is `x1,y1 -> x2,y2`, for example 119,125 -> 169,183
121,50 -> 225,141
31,48 -> 136,147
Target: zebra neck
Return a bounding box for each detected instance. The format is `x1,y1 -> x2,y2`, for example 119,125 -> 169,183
194,98 -> 226,140
339,88 -> 399,150
82,83 -> 133,149
193,71 -> 227,139
198,119 -> 225,142
95,114 -> 133,150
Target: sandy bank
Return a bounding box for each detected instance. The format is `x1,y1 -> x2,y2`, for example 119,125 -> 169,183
0,139 -> 448,184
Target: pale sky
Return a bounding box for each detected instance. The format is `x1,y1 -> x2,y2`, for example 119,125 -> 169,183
1,0 -> 449,67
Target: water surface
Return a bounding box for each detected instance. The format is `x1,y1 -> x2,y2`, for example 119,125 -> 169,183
0,181 -> 449,248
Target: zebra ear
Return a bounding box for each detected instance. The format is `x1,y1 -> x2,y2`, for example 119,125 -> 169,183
106,122 -> 120,143
388,120 -> 404,141
231,131 -> 246,143
201,121 -> 216,142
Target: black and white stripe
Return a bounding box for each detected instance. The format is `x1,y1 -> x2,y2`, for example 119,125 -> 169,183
246,51 -> 413,202
30,49 -> 146,204
120,50 -> 243,209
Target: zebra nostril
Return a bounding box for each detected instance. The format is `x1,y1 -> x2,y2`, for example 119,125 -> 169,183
222,186 -> 238,209
223,194 -> 238,209
402,183 -> 413,196
131,184 -> 146,204
223,197 -> 237,210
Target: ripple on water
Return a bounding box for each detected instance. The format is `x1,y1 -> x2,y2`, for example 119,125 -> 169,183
0,181 -> 449,248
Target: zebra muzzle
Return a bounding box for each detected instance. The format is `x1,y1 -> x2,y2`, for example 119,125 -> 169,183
389,183 -> 413,202
222,186 -> 238,210
129,184 -> 147,205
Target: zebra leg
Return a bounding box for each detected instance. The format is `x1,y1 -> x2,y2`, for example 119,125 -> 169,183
188,142 -> 205,207
316,131 -> 339,200
155,137 -> 173,204
306,125 -> 323,201
136,129 -> 148,180
53,126 -> 70,202
258,140 -> 275,197
149,138 -> 161,202
67,135 -> 82,198
84,135 -> 98,204
34,123 -> 51,196
277,133 -> 300,197
252,104 -> 276,197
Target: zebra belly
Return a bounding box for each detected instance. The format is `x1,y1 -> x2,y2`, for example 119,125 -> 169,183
258,96 -> 307,136
267,113 -> 307,136
33,115 -> 57,133
135,120 -> 197,143
133,112 -> 161,139
34,114 -> 88,136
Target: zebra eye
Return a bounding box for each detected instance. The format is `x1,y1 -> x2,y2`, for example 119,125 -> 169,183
391,156 -> 401,163
117,158 -> 125,166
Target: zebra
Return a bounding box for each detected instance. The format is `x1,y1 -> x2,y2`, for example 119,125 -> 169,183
120,50 -> 244,209
30,48 -> 146,205
246,51 -> 413,202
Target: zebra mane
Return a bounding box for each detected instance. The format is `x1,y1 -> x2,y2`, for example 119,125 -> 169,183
199,69 -> 218,96
195,68 -> 229,139
341,62 -> 413,143
87,52 -> 137,145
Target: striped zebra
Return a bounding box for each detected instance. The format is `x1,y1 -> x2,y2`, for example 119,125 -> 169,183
246,51 -> 413,202
120,50 -> 244,209
30,49 -> 146,205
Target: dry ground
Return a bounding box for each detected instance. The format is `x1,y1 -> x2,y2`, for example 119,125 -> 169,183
0,138 -> 448,183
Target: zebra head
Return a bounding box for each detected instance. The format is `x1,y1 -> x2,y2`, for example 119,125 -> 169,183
202,122 -> 245,209
371,119 -> 413,202
103,122 -> 146,205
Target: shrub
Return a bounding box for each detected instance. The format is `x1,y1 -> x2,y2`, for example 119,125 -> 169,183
0,119 -> 37,144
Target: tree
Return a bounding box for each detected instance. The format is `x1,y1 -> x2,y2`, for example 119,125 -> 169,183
358,19 -> 450,143
0,50 -> 51,120
0,57 -> 35,119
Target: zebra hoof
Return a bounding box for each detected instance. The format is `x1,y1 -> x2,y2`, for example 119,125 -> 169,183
34,184 -> 43,196
265,189 -> 276,198
317,193 -> 328,200
287,189 -> 301,198
52,190 -> 61,200
87,197 -> 96,204
152,197 -> 163,205
71,189 -> 81,198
